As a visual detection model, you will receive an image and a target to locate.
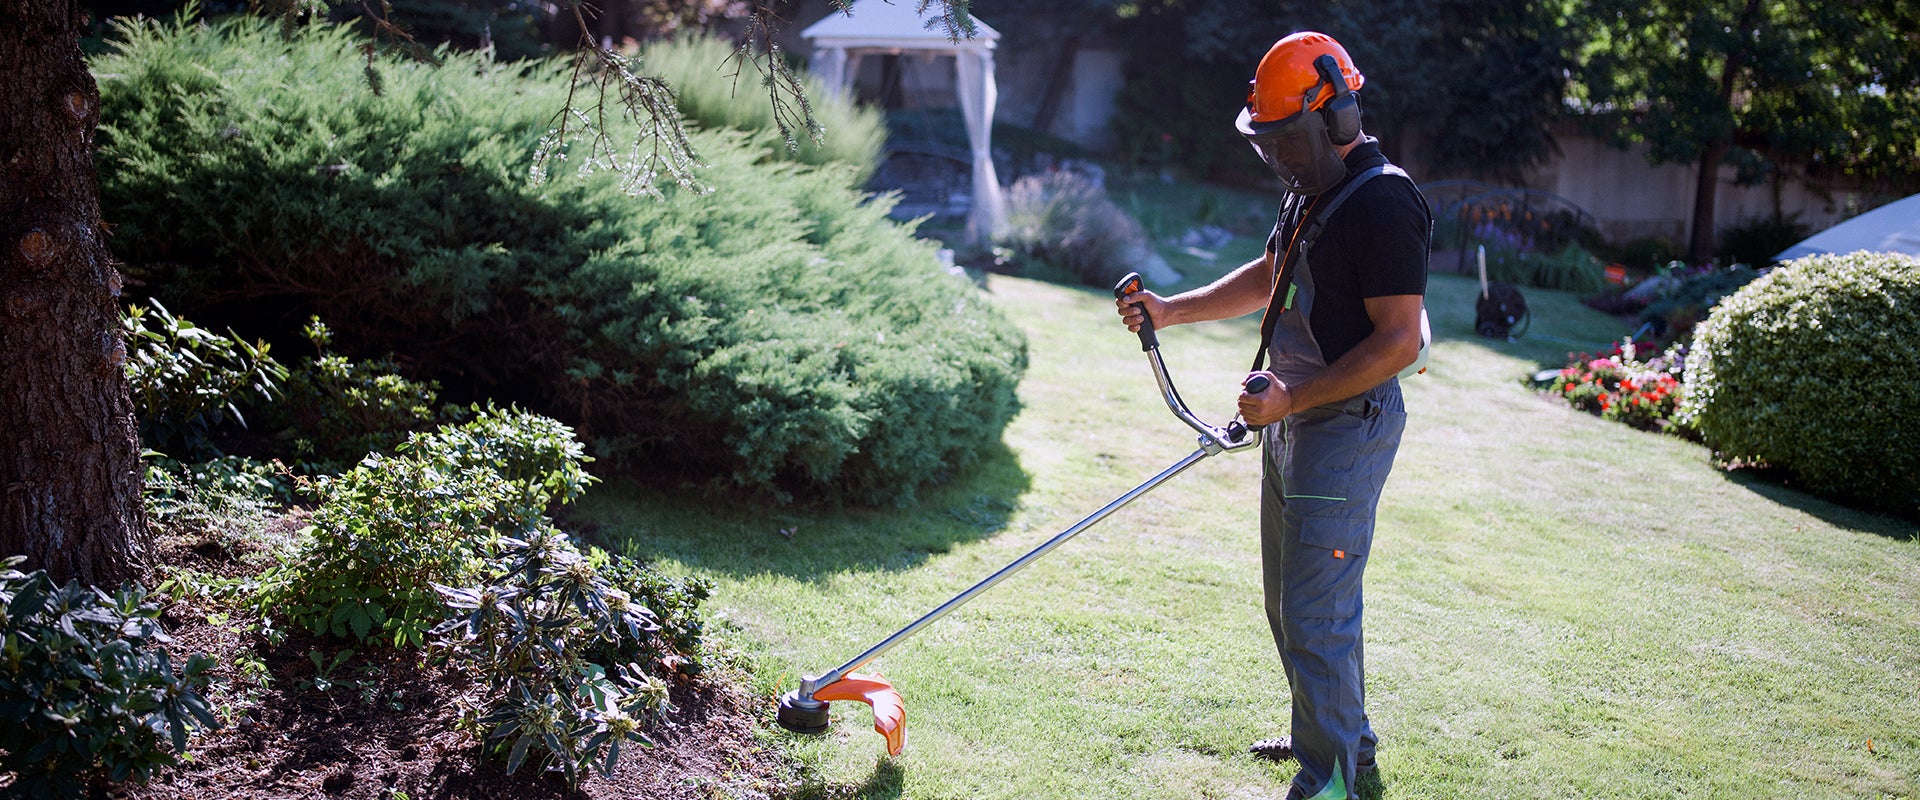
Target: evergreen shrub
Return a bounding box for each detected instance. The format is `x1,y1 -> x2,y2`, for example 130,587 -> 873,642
0,558 -> 219,799
1678,251 -> 1920,515
260,408 -> 594,646
93,17 -> 1026,505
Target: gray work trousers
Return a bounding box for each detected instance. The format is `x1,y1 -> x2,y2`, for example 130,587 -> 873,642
1260,379 -> 1405,799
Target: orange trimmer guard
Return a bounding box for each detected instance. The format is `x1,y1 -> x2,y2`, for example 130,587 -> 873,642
813,672 -> 906,755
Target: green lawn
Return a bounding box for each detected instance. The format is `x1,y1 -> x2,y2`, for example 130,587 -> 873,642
580,267 -> 1920,799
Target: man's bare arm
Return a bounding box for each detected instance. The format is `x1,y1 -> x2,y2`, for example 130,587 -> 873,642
1115,251 -> 1274,332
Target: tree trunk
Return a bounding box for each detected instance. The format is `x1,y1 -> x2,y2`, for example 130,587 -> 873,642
1688,138 -> 1725,262
1,0 -> 150,584
1689,0 -> 1764,263
1031,35 -> 1081,137
599,0 -> 627,47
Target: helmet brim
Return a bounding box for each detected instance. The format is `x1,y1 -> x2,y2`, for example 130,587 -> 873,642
1236,105 -> 1310,138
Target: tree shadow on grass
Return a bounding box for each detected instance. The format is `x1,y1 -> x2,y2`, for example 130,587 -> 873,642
569,438 -> 1033,582
1720,468 -> 1919,542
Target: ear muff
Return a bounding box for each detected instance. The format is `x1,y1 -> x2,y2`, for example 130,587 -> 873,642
1313,54 -> 1361,146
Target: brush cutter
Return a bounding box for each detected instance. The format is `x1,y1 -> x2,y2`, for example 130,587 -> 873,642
774,272 -> 1268,755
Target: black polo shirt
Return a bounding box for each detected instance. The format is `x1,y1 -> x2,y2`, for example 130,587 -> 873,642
1265,138 -> 1430,365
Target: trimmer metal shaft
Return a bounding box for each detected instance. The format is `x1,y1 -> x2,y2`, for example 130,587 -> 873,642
776,270 -> 1266,753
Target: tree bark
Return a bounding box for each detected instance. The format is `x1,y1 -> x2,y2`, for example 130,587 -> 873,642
1,0 -> 150,584
1689,0 -> 1764,262
1031,35 -> 1081,137
1688,138 -> 1725,262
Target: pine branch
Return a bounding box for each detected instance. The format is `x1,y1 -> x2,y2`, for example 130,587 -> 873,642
530,1 -> 706,196
727,3 -> 824,155
531,0 -> 978,193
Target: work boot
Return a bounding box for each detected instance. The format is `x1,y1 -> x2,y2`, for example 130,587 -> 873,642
1244,736 -> 1367,767
1249,736 -> 1376,767
1248,736 -> 1294,762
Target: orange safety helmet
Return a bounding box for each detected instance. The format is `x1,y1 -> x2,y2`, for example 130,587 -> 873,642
1234,32 -> 1365,194
1245,32 -> 1364,125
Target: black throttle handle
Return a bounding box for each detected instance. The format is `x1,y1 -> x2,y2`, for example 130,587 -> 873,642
1112,272 -> 1159,352
1241,374 -> 1273,436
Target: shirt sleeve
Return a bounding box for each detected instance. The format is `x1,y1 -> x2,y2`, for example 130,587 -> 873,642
1328,178 -> 1430,298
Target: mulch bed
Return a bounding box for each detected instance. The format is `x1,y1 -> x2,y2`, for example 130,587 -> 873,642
113,531 -> 791,800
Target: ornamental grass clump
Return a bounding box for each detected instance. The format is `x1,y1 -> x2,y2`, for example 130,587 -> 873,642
638,32 -> 887,183
997,170 -> 1150,289
1678,251 -> 1920,515
1479,235 -> 1610,295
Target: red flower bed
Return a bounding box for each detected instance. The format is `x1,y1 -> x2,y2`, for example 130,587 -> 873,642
1544,340 -> 1695,437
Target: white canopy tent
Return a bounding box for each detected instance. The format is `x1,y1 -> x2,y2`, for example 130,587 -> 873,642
1774,193 -> 1920,261
801,0 -> 1004,241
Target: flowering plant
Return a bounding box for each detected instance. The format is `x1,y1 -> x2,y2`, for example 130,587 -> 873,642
1546,339 -> 1695,436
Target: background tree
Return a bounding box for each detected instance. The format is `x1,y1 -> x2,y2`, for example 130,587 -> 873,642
1576,0 -> 1920,261
971,0 -> 1123,135
1105,0 -> 1574,182
2,0 -> 151,584
1321,0 -> 1574,182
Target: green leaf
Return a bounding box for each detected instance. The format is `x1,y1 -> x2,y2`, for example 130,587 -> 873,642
183,694 -> 222,732
602,737 -> 621,777
184,653 -> 216,677
348,606 -> 374,641
505,734 -> 533,775
166,705 -> 188,753
10,580 -> 48,620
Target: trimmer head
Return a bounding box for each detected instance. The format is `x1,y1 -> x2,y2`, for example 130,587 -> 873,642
774,673 -> 906,756
775,690 -> 831,735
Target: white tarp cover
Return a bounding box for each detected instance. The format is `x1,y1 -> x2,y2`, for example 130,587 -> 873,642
802,0 -> 1004,240
1775,193 -> 1920,261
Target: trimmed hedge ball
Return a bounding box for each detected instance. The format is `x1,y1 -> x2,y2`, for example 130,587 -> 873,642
1679,250 -> 1920,514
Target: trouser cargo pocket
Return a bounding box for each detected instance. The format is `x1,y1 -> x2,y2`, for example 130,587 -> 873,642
1282,514 -> 1370,619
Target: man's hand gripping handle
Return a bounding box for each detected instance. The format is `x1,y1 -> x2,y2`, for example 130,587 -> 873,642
1112,272 -> 1160,352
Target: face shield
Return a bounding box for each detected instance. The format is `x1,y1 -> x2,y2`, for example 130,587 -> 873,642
1235,104 -> 1346,196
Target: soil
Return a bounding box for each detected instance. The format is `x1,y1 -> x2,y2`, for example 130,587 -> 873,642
113,529 -> 793,800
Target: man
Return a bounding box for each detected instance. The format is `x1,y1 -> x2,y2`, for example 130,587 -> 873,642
1114,31 -> 1429,800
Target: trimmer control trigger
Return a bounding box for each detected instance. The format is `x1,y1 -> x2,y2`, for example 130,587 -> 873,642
1112,271 -> 1159,352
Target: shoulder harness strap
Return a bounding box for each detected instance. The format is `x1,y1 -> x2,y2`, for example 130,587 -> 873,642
1251,164 -> 1416,373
